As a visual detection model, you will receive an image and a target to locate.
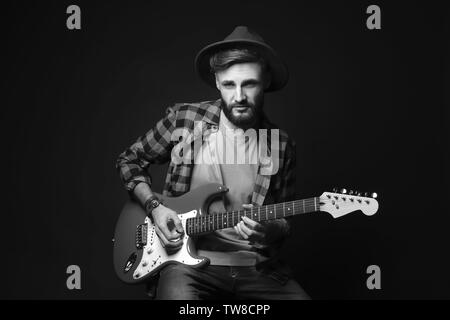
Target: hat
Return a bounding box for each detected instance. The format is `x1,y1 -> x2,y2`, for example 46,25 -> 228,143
194,26 -> 288,92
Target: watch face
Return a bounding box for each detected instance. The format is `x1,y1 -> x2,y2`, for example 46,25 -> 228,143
151,199 -> 160,208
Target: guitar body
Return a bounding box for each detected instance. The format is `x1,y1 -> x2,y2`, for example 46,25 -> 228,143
113,183 -> 228,284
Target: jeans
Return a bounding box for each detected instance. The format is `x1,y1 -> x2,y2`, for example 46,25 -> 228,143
153,263 -> 310,300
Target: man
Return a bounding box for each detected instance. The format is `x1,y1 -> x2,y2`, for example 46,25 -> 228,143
116,26 -> 310,300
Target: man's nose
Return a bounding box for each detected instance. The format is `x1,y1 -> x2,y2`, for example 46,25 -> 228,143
234,87 -> 246,103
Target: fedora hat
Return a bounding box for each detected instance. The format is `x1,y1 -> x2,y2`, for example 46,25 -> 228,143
195,26 -> 288,92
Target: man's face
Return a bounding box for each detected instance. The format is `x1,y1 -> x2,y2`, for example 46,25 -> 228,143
215,62 -> 267,128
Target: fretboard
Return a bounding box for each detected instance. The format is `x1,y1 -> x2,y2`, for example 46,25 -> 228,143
186,197 -> 320,236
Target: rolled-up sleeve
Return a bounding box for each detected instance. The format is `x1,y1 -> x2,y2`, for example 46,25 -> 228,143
116,107 -> 177,192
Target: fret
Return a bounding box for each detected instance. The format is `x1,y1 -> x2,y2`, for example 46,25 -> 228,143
314,197 -> 317,212
302,200 -> 305,214
283,202 -> 285,218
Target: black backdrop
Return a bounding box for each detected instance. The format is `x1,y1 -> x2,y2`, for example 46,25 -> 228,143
1,0 -> 448,299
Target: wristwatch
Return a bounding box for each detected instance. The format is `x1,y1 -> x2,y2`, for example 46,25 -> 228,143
144,195 -> 161,216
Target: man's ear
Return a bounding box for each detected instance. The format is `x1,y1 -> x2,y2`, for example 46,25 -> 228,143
215,74 -> 220,90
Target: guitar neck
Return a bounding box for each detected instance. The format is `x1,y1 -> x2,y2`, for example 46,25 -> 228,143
186,197 -> 320,236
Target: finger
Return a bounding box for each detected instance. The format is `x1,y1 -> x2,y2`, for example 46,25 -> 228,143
242,204 -> 254,209
154,225 -> 168,248
241,216 -> 258,228
166,237 -> 184,254
155,225 -> 183,249
166,218 -> 184,240
172,215 -> 184,234
156,220 -> 174,241
242,216 -> 265,232
234,224 -> 248,240
240,221 -> 265,240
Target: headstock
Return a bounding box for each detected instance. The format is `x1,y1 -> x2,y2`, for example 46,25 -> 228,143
319,188 -> 379,218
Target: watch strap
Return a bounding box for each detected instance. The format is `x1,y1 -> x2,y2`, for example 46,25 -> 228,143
144,195 -> 161,215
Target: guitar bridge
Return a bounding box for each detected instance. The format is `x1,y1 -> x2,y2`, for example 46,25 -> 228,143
135,223 -> 148,249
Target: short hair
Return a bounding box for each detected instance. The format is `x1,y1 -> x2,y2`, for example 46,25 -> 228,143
209,47 -> 269,75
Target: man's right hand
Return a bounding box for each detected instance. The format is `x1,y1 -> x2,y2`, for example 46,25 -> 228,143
151,204 -> 184,252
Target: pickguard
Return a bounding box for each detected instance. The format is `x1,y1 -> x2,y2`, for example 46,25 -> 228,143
132,210 -> 204,280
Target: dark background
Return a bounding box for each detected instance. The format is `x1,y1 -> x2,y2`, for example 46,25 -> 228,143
1,0 -> 448,299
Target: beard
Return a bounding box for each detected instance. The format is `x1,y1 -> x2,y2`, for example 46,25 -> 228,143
221,98 -> 263,129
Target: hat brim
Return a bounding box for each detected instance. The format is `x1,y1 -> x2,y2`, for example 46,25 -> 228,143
195,39 -> 288,92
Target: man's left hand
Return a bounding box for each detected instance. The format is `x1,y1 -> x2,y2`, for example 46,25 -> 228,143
234,204 -> 288,246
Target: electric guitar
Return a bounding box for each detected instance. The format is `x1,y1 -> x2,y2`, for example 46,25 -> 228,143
112,183 -> 378,284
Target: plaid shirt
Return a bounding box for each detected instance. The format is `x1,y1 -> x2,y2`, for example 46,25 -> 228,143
116,99 -> 296,207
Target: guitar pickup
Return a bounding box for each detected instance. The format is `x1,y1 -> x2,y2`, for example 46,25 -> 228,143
135,223 -> 148,249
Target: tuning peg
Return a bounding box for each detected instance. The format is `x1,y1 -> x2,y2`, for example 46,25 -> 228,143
371,192 -> 378,199
364,192 -> 370,197
356,191 -> 362,196
332,187 -> 338,193
340,188 -> 347,194
348,190 -> 354,195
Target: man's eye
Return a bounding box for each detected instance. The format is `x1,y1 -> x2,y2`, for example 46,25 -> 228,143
244,82 -> 258,88
223,84 -> 234,88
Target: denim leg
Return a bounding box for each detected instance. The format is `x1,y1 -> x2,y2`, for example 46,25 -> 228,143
233,266 -> 311,300
155,264 -> 234,300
